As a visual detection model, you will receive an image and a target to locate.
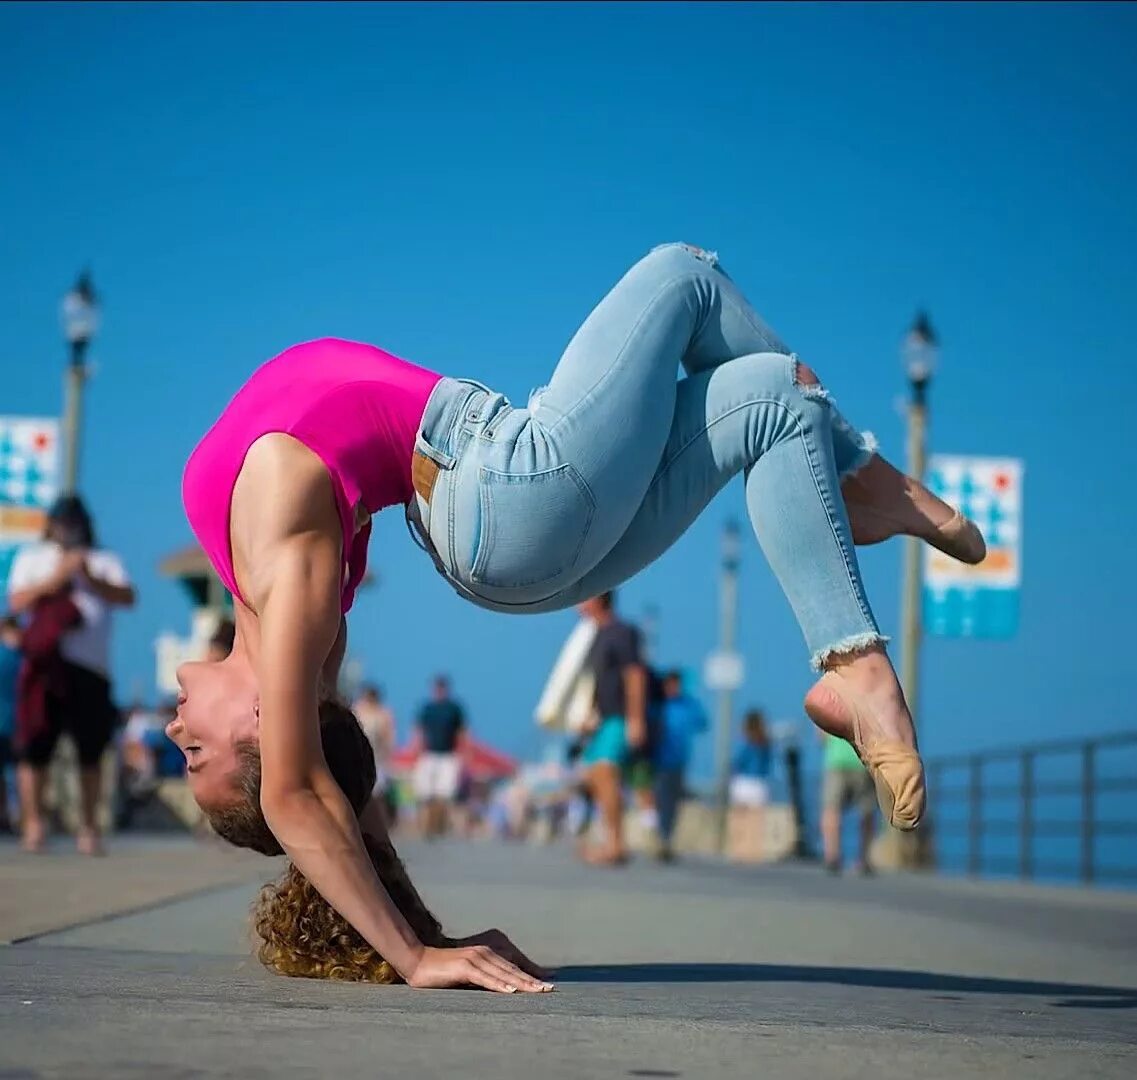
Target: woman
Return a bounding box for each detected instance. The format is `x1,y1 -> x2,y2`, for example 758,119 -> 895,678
171,242 -> 983,991
8,495 -> 135,855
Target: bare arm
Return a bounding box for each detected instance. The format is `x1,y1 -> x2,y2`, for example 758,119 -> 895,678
623,663 -> 648,748
8,551 -> 85,613
320,617 -> 347,698
253,536 -> 547,993
254,538 -> 425,979
81,565 -> 136,608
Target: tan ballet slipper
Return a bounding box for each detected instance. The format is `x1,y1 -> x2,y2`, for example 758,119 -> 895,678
843,458 -> 987,566
805,672 -> 926,831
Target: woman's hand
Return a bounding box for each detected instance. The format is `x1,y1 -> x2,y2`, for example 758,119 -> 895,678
453,927 -> 553,980
405,938 -> 554,993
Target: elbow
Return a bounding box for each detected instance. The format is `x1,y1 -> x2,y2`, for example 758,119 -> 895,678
258,782 -> 317,832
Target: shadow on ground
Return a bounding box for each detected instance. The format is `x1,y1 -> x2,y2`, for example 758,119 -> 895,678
555,963 -> 1137,1008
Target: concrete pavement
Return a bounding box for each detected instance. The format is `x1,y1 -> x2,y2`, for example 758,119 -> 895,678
1,835 -> 1134,1078
0,834 -> 267,943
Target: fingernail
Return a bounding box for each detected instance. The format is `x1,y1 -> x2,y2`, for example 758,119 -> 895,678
543,983 -> 556,991
506,985 -> 517,993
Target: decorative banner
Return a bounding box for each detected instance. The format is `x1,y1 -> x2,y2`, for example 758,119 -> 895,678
923,455 -> 1023,639
0,417 -> 61,593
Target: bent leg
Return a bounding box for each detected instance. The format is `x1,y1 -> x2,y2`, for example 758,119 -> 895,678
552,352 -> 882,663
529,244 -> 871,536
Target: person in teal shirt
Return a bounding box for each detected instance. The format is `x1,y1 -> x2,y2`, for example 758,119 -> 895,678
821,733 -> 876,874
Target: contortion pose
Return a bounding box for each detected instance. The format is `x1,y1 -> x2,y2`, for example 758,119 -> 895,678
172,242 -> 983,990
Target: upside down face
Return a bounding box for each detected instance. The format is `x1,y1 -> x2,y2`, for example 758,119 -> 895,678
166,651 -> 260,812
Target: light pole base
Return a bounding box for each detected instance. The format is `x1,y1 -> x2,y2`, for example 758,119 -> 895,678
871,822 -> 936,871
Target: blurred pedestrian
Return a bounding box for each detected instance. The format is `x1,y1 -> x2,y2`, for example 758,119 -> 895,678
414,676 -> 465,837
354,683 -> 397,821
652,669 -> 707,862
729,709 -> 772,857
116,700 -> 166,828
120,699 -> 164,791
0,615 -> 22,832
576,591 -> 649,866
7,495 -> 134,854
821,733 -> 876,875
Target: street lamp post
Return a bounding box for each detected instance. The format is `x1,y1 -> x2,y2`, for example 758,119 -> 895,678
899,313 -> 938,726
60,271 -> 99,496
714,520 -> 742,851
642,603 -> 660,662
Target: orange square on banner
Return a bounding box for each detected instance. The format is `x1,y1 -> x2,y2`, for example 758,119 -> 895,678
0,505 -> 48,536
979,549 -> 1013,572
928,548 -> 1015,576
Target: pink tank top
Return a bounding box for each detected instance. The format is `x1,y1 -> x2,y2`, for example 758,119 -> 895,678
183,338 -> 441,614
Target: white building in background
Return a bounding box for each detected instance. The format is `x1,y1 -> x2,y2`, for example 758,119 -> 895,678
153,543 -> 230,696
154,607 -> 226,695
153,542 -> 371,699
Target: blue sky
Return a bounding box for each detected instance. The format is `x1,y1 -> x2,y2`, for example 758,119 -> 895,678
2,2 -> 1135,777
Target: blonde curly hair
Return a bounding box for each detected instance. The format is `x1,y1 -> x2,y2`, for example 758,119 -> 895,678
206,701 -> 449,982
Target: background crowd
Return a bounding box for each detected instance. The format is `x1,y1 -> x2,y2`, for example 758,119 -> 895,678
0,493 -> 875,874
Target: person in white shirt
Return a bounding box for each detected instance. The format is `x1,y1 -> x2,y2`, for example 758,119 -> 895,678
7,496 -> 135,854
353,684 -> 397,814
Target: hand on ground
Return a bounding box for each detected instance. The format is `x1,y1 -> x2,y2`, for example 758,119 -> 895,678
405,941 -> 554,993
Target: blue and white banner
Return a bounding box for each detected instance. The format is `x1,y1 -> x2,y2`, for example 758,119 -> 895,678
0,417 -> 61,593
923,455 -> 1023,639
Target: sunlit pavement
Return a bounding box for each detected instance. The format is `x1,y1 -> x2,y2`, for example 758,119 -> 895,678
1,835 -> 1134,1078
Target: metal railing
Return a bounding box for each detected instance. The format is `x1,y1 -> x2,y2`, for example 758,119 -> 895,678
925,730 -> 1137,885
785,730 -> 1137,886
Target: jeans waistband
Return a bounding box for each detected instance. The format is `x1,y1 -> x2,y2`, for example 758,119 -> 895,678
406,376 -> 507,592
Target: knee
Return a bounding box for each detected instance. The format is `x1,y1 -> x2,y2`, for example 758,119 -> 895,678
645,241 -> 720,271
793,359 -> 823,389
791,357 -> 835,413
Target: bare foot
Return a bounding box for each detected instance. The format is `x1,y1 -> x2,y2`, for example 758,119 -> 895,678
804,651 -> 916,752
843,455 -> 985,564
804,650 -> 925,830
576,840 -> 628,867
21,819 -> 47,854
76,829 -> 106,857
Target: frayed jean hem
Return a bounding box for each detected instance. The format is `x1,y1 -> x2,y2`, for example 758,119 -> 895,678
810,631 -> 890,671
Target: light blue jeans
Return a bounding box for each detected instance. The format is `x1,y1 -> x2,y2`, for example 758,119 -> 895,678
409,243 -> 883,668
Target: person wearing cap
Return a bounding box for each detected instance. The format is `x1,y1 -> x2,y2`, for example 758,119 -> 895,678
7,495 -> 135,854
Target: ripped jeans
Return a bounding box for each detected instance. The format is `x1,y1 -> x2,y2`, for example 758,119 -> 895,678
409,243 -> 884,668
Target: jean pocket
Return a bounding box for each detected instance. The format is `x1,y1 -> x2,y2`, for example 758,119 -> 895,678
470,463 -> 595,592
